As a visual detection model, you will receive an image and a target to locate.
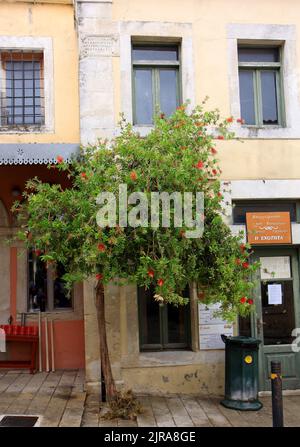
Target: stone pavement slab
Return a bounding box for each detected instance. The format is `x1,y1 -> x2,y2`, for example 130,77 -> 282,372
1,372 -> 300,427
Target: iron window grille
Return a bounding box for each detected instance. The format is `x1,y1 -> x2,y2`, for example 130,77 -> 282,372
0,50 -> 45,127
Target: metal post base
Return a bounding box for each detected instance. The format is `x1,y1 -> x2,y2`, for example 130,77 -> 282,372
221,398 -> 263,411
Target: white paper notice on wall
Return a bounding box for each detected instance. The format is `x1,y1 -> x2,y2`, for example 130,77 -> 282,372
199,303 -> 233,350
198,303 -> 226,325
267,284 -> 283,305
260,256 -> 291,280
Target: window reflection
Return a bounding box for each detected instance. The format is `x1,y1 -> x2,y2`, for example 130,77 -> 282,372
28,250 -> 72,311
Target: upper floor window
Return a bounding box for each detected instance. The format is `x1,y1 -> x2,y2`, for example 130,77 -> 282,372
138,285 -> 191,351
238,46 -> 284,126
132,44 -> 181,125
0,50 -> 44,127
28,250 -> 72,312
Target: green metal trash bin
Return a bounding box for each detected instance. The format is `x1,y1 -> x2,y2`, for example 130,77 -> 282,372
220,335 -> 263,411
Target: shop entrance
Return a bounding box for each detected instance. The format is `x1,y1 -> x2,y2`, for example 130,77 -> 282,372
240,247 -> 300,390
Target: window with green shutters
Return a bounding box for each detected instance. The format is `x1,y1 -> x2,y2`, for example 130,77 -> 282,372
238,46 -> 285,126
132,44 -> 181,125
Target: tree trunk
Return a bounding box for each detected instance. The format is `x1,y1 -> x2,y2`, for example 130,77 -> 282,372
95,280 -> 117,402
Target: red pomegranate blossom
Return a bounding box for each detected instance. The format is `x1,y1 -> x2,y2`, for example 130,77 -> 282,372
247,298 -> 254,305
147,269 -> 154,278
130,171 -> 137,181
211,147 -> 217,155
157,278 -> 164,287
240,297 -> 247,304
235,258 -> 241,265
97,243 -> 106,252
217,135 -> 224,140
81,172 -> 87,179
242,262 -> 249,269
96,273 -> 103,280
56,155 -> 64,164
212,169 -> 218,176
237,118 -> 245,124
226,117 -> 233,123
195,161 -> 204,170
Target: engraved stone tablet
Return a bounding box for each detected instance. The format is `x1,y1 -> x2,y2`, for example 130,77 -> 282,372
81,35 -> 119,57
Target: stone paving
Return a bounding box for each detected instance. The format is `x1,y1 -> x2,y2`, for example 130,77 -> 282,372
1,370 -> 300,427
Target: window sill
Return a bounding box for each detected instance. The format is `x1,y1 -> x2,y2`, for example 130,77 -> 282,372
0,125 -> 52,134
230,124 -> 300,139
132,125 -> 154,137
26,309 -> 73,314
121,349 -> 225,368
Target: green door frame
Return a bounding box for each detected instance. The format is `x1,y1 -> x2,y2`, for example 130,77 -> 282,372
251,246 -> 300,391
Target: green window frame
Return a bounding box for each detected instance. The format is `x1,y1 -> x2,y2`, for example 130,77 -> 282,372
238,46 -> 285,126
138,286 -> 191,351
132,44 -> 181,125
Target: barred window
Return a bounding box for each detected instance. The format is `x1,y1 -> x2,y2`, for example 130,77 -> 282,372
1,50 -> 45,126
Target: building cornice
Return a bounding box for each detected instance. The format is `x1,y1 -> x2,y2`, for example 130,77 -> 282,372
0,143 -> 79,165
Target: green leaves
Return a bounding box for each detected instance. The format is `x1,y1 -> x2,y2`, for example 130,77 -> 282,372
14,103 -> 258,321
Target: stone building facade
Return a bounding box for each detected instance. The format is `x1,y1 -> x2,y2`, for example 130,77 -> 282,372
1,0 -> 300,396
76,0 -> 300,395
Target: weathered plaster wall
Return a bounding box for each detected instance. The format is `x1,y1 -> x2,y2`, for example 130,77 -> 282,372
0,1 -> 79,143
83,279 -> 228,395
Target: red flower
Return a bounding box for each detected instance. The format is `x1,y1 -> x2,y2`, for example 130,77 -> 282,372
195,161 -> 204,170
235,258 -> 241,265
217,135 -> 224,140
160,113 -> 165,119
211,147 -> 217,155
212,169 -> 218,176
242,262 -> 249,269
240,243 -> 246,252
35,249 -> 42,257
240,297 -> 247,304
247,298 -> 254,305
179,229 -> 186,238
226,117 -> 233,123
237,118 -> 245,124
81,172 -> 87,179
96,273 -> 103,280
157,278 -> 164,287
217,192 -> 223,198
97,243 -> 106,252
56,155 -> 64,164
130,171 -> 137,181
147,269 -> 154,278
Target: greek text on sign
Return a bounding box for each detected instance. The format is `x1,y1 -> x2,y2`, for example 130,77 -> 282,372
199,303 -> 233,350
246,211 -> 292,245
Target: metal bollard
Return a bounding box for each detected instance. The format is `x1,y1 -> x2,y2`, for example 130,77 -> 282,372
271,361 -> 284,427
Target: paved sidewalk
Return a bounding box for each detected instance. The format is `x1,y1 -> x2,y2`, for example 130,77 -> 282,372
1,371 -> 300,427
